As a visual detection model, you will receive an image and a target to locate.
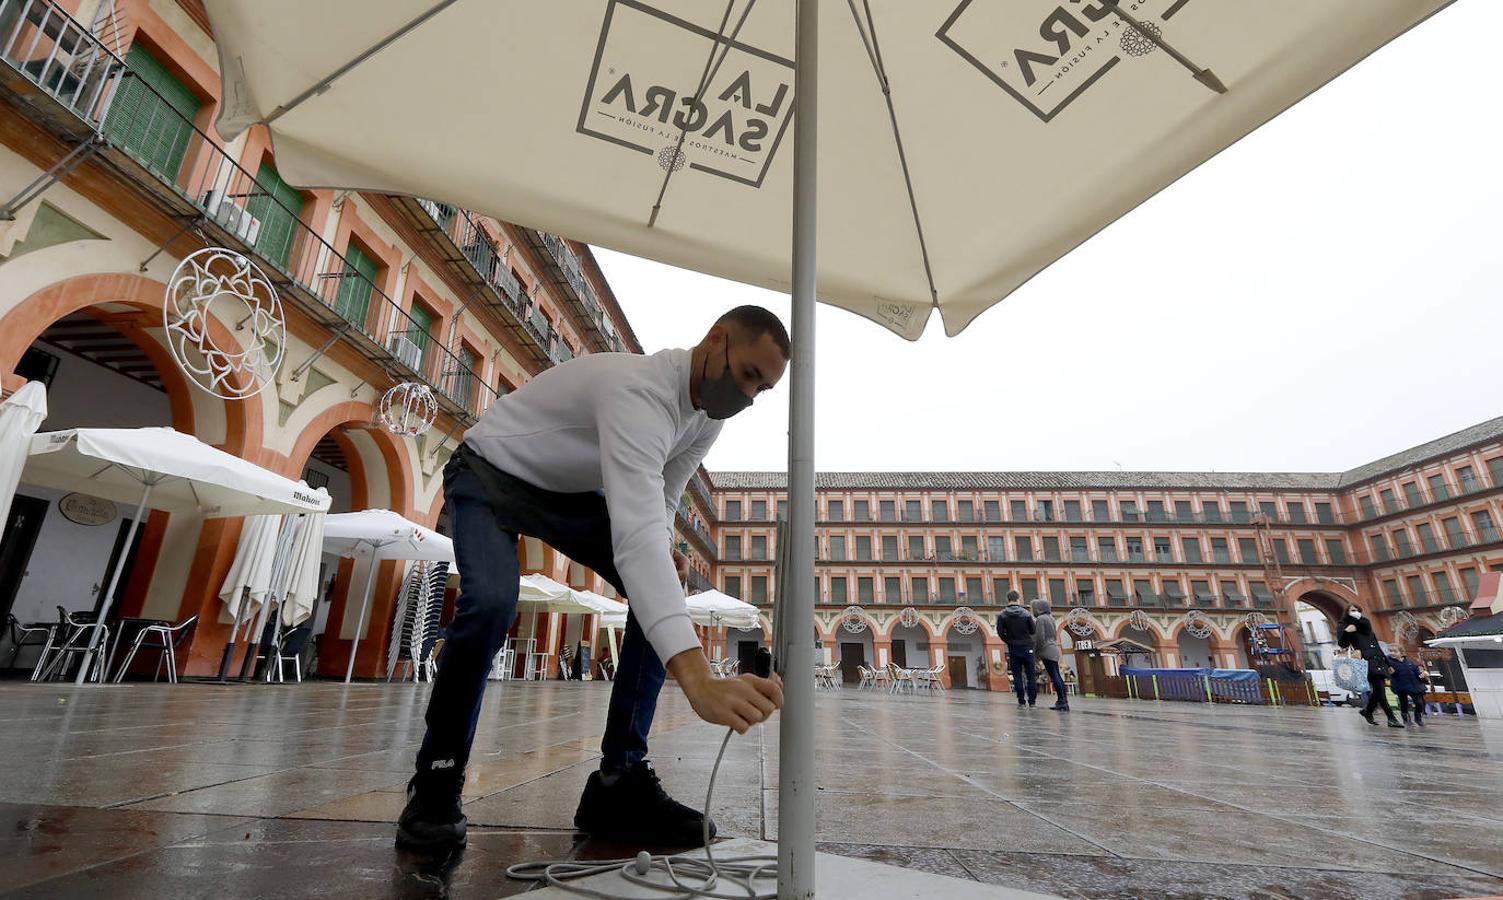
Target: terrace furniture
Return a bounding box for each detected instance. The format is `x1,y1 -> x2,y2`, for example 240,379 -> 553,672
5,613 -> 53,671
111,615 -> 197,684
33,607 -> 109,683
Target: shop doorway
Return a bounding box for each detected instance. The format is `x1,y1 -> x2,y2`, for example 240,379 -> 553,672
838,642 -> 866,685
0,495 -> 48,623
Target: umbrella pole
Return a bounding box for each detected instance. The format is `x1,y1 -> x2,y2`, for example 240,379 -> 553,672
215,587 -> 250,682
345,554 -> 378,684
77,481 -> 153,685
777,0 -> 817,896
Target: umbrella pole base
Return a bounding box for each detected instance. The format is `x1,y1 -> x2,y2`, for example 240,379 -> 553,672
213,640 -> 240,683
517,837 -> 1047,899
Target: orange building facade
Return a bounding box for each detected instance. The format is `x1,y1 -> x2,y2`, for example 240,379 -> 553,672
706,418 -> 1503,690
0,0 -> 683,679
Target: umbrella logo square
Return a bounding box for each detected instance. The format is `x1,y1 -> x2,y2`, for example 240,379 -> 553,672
578,0 -> 795,188
938,0 -> 1192,122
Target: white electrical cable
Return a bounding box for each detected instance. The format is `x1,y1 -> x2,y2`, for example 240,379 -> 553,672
505,728 -> 777,899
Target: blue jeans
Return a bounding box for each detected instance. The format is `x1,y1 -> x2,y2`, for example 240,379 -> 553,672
1007,646 -> 1037,705
414,448 -> 665,790
1042,658 -> 1068,704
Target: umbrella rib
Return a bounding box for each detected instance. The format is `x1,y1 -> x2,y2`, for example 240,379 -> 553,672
263,0 -> 465,126
647,0 -> 758,227
1106,5 -> 1227,94
847,0 -> 939,308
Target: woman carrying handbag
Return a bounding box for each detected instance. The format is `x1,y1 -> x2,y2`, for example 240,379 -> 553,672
1336,604 -> 1402,728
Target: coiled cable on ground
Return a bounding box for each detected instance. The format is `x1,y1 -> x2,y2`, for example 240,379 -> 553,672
504,728 -> 777,899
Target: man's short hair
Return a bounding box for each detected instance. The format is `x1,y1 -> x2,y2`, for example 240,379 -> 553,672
1006,590 -> 1020,602
718,305 -> 789,358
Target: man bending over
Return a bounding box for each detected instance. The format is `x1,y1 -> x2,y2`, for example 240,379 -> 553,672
397,305 -> 788,851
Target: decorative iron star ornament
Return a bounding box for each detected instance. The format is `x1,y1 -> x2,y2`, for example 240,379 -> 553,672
164,247 -> 284,400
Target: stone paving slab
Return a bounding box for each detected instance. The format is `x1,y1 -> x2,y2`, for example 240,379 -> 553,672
2,680 -> 1502,898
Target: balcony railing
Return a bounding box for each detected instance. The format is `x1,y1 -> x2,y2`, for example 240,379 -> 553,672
1,2 -> 494,420
534,230 -> 625,354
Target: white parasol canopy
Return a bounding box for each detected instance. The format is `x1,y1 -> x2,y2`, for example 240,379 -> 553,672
207,0 -> 1449,338
0,382 -> 47,532
280,510 -> 326,627
218,514 -> 281,620
26,428 -> 331,518
321,509 -> 454,682
685,589 -> 760,630
517,574 -> 629,617
204,2 -> 1453,889
23,427 -> 330,683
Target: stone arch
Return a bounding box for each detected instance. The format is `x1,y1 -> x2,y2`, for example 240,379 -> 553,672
878,610 -> 941,641
1168,615 -> 1219,669
1109,614 -> 1169,643
0,271 -> 262,453
935,608 -> 996,640
2,273 -> 274,677
1286,579 -> 1356,625
283,402 -> 416,678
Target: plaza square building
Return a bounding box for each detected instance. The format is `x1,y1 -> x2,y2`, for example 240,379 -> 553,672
707,417 -> 1503,692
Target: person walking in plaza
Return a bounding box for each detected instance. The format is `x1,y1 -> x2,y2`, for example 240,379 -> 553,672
1386,649 -> 1428,727
997,591 -> 1037,708
1031,599 -> 1069,712
397,306 -> 789,852
1336,604 -> 1402,728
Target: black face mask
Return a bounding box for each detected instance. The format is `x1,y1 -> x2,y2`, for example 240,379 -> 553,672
700,343 -> 752,420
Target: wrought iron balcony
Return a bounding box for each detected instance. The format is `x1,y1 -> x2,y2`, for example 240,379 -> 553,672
391,198 -> 552,368
527,230 -> 624,353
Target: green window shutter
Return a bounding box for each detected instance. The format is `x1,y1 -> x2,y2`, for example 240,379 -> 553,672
104,44 -> 201,182
407,304 -> 434,351
333,246 -> 378,328
247,163 -> 302,268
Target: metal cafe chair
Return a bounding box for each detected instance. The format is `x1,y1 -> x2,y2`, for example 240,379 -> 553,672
111,615 -> 198,684
34,607 -> 110,683
5,613 -> 54,672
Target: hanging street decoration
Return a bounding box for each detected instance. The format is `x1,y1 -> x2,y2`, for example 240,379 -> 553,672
1243,611 -> 1269,628
1127,609 -> 1154,634
379,381 -> 439,436
1437,605 -> 1468,630
1181,611 -> 1215,640
840,606 -> 868,634
898,606 -> 921,629
951,606 -> 979,635
164,247 -> 284,400
1061,607 -> 1098,637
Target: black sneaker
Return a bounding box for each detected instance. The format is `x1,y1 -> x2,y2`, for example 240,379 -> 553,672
1360,710 -> 1377,726
396,776 -> 467,850
1386,719 -> 1405,728
574,761 -> 716,847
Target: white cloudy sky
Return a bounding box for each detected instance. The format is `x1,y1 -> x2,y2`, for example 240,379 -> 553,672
594,2 -> 1499,475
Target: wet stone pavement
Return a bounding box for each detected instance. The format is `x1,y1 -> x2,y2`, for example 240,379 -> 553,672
0,679 -> 1500,899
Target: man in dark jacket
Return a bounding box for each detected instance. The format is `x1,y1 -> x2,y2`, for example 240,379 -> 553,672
1336,604 -> 1402,727
996,591 -> 1037,708
1386,650 -> 1428,727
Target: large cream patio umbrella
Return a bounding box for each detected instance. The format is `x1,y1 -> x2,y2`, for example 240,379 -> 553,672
204,1 -> 1453,891
24,427 -> 331,683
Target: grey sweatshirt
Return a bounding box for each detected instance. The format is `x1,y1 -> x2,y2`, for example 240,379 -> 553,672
1031,599 -> 1061,662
